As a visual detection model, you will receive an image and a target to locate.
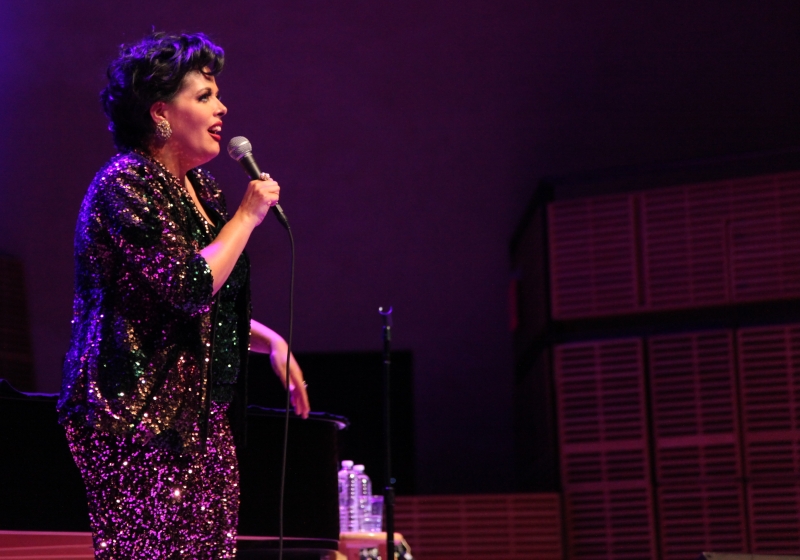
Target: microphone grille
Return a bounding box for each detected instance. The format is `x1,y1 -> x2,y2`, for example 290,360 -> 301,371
227,136 -> 252,161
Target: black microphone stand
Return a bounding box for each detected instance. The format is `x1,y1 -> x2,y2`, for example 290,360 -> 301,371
379,306 -> 395,560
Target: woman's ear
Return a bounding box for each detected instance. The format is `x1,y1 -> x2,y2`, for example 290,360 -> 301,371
149,101 -> 167,124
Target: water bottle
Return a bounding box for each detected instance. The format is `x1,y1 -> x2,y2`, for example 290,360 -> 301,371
338,460 -> 355,533
354,464 -> 372,532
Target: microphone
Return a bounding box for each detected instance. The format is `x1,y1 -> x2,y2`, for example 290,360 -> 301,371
227,136 -> 289,229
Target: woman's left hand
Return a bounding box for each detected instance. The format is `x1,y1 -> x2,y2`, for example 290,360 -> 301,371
270,339 -> 311,419
251,319 -> 310,419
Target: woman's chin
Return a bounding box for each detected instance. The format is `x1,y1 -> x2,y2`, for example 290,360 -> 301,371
196,145 -> 221,166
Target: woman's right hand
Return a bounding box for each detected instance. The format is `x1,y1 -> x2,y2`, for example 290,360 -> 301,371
201,174 -> 280,293
238,175 -> 280,227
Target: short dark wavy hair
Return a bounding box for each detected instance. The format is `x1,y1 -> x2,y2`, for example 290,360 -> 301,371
101,32 -> 224,151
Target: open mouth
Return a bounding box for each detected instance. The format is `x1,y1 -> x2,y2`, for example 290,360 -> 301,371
208,125 -> 222,141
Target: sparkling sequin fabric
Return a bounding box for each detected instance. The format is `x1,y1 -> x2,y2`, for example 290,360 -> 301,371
65,403 -> 238,558
58,151 -> 252,556
58,151 -> 251,447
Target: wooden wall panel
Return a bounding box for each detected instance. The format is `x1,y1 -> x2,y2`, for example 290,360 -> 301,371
548,170 -> 800,319
748,480 -> 800,555
393,494 -> 562,560
658,483 -> 748,560
564,482 -> 657,560
738,325 -> 800,478
648,331 -> 741,483
548,195 -> 640,319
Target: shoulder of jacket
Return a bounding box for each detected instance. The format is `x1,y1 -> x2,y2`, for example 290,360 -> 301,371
92,152 -> 156,187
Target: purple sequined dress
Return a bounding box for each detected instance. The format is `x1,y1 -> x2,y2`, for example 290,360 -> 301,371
58,152 -> 251,558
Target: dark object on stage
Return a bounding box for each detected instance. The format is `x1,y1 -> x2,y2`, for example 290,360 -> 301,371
698,554 -> 800,559
238,406 -> 346,538
0,379 -> 346,541
0,380 -> 88,530
0,255 -> 35,392
249,350 -> 416,495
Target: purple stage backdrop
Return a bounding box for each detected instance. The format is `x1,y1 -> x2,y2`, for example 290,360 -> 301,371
1,1 -> 800,494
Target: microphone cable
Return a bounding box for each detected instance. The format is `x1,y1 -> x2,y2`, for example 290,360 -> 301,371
277,212 -> 295,560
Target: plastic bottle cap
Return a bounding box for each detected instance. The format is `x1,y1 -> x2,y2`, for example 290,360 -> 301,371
342,460 -> 354,469
354,464 -> 365,472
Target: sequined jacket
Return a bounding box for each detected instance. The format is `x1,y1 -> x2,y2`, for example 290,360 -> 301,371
58,152 -> 251,449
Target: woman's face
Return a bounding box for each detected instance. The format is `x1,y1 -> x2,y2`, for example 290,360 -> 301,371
160,70 -> 227,167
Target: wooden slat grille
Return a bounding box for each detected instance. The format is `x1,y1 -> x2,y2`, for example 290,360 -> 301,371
556,339 -> 650,485
642,181 -> 731,310
642,171 -> 800,313
658,483 -> 749,559
548,194 -> 640,319
748,480 -> 800,554
561,441 -> 650,486
738,325 -> 800,478
564,482 -> 657,560
648,331 -> 741,483
729,174 -> 800,302
393,494 -> 562,560
555,339 -> 656,558
548,170 -> 800,320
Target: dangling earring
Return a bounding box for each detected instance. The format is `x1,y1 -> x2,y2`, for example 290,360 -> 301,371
155,120 -> 172,141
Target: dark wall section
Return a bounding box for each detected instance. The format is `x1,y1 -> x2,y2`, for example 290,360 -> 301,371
1,1 -> 800,493
248,351 -> 416,496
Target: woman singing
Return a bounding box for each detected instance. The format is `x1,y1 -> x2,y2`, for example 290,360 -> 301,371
57,32 -> 309,558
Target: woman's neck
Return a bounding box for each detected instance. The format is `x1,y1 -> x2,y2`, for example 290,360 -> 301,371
142,144 -> 215,226
147,144 -> 192,182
